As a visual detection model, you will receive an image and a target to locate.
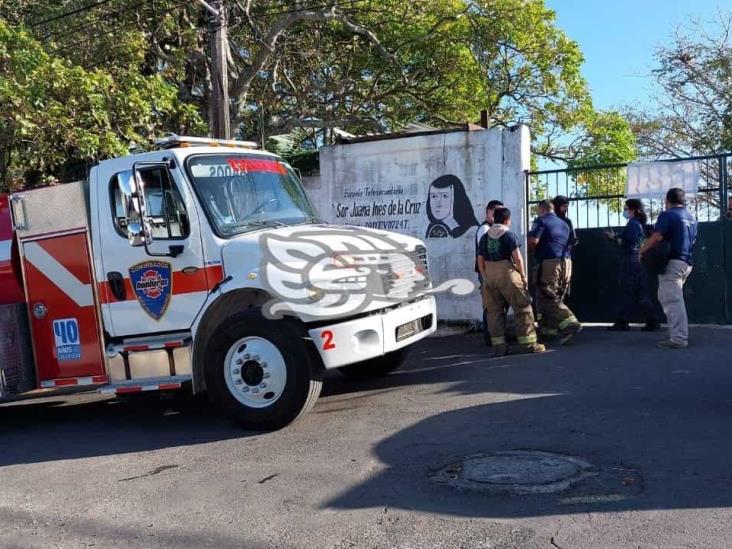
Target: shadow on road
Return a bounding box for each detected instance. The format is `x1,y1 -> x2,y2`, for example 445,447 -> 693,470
325,327 -> 732,518
3,323 -> 732,527
0,392 -> 251,466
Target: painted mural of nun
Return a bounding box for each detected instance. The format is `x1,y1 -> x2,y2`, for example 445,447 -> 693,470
425,174 -> 479,239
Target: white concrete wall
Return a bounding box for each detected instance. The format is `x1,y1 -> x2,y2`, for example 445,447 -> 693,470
305,125 -> 530,321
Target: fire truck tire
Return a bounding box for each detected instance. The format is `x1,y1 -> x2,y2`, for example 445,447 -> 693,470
205,313 -> 323,430
337,348 -> 409,379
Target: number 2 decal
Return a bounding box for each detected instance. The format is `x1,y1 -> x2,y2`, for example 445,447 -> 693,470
320,330 -> 336,350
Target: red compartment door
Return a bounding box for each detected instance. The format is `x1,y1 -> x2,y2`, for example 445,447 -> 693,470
22,232 -> 105,383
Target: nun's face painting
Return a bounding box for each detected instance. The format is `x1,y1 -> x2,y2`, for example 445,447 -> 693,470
429,185 -> 453,221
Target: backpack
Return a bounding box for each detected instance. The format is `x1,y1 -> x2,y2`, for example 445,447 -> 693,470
642,240 -> 671,275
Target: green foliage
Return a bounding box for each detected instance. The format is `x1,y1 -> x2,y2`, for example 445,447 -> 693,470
238,0 -> 601,159
0,18 -> 204,190
569,111 -> 637,168
1,0 -> 636,189
565,111 -> 636,206
282,150 -> 320,177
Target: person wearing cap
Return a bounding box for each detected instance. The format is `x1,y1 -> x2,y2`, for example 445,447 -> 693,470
640,188 -> 698,349
478,207 -> 545,356
475,200 -> 503,344
528,199 -> 582,344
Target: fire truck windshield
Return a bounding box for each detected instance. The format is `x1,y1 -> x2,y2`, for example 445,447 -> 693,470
186,154 -> 318,237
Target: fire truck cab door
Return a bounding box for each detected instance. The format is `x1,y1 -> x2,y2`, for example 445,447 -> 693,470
93,159 -> 212,337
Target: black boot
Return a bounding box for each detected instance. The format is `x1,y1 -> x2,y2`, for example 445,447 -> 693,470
641,319 -> 660,332
607,320 -> 630,331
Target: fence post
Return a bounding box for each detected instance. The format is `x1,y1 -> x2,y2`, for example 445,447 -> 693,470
524,170 -> 530,236
720,156 -> 730,323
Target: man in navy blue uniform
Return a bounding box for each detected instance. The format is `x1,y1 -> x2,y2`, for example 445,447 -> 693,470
640,188 -> 698,349
528,200 -> 582,344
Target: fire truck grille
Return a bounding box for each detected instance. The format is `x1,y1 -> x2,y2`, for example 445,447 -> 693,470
395,314 -> 433,342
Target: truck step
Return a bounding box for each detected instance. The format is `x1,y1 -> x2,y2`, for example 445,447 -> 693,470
108,335 -> 191,354
99,375 -> 191,395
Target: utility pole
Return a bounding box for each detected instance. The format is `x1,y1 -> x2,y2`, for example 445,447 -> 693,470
203,0 -> 230,139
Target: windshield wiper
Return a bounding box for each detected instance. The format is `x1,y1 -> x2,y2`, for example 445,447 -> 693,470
223,219 -> 289,232
246,219 -> 289,228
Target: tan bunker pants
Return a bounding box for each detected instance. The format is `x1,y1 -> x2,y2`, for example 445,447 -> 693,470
482,260 -> 538,350
536,258 -> 580,337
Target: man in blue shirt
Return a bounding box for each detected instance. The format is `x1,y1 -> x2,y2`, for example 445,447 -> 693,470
640,188 -> 698,349
528,200 -> 582,344
478,207 -> 545,356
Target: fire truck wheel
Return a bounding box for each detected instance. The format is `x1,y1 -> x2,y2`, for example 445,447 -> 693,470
337,348 -> 409,379
205,313 -> 323,430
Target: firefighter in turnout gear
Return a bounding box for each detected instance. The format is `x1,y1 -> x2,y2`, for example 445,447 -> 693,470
478,208 -> 545,356
528,199 -> 582,344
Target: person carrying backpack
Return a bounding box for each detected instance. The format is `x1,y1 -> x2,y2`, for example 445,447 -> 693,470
640,188 -> 698,349
478,207 -> 545,356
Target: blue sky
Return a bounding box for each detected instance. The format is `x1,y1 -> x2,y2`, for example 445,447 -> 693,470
545,0 -> 727,110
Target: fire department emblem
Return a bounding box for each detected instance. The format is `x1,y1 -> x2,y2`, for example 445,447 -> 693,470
129,261 -> 172,320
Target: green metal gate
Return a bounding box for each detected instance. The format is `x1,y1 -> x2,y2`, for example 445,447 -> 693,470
526,154 -> 732,324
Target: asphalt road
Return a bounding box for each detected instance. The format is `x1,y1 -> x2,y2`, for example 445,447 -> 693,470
2,326 -> 732,548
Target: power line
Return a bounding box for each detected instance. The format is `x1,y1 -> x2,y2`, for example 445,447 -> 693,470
29,0 -> 116,28
41,0 -> 327,45
227,0 -> 367,32
41,0 -> 153,43
47,0 -> 191,56
46,0 -> 368,59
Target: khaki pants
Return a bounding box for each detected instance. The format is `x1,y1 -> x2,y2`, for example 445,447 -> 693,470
658,259 -> 692,345
536,258 -> 580,336
482,260 -> 538,349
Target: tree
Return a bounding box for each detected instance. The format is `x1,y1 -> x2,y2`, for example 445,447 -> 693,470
1,0 -> 636,189
0,18 -> 204,190
620,12 -> 732,214
560,111 -> 637,210
627,12 -> 732,158
228,0 -> 604,160
11,1 -> 626,156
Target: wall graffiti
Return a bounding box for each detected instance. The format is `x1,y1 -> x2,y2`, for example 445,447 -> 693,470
425,174 -> 479,239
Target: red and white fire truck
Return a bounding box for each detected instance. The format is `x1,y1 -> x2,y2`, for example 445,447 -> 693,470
0,136 -> 436,430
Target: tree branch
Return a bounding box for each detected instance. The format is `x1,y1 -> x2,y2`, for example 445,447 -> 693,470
230,4 -> 395,131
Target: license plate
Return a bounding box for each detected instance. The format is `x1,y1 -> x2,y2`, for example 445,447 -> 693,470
395,314 -> 433,342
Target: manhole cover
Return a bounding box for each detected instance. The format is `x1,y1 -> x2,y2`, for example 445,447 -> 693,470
432,451 -> 596,494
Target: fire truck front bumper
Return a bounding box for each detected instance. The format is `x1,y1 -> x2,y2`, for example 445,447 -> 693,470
308,296 -> 437,370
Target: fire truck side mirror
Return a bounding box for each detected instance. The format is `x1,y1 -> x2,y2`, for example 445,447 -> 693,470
117,170 -> 149,248
126,222 -> 147,247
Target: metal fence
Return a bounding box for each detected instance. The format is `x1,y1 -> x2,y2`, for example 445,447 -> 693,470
525,153 -> 732,324
526,154 -> 731,229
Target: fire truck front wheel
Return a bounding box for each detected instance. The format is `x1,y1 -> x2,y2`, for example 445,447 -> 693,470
205,313 -> 323,430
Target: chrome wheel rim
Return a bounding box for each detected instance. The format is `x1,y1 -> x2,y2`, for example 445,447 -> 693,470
224,336 -> 287,408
